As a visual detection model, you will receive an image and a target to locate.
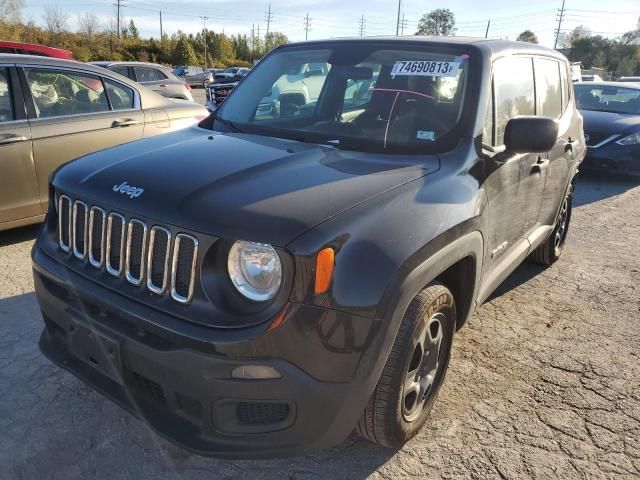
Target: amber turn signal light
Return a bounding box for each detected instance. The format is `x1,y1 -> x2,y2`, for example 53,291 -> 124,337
314,247 -> 335,295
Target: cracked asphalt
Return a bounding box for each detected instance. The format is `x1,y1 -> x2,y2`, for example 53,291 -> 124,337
0,174 -> 639,479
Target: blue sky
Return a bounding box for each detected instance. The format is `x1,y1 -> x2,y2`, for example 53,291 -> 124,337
22,0 -> 640,47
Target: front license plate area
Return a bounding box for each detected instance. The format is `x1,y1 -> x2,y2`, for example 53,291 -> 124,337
69,322 -> 122,384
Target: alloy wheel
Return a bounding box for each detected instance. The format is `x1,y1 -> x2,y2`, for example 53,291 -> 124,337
402,313 -> 444,422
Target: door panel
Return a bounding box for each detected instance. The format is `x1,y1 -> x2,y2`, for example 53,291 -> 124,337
536,59 -> 572,226
0,121 -> 39,223
0,66 -> 40,224
483,55 -> 546,274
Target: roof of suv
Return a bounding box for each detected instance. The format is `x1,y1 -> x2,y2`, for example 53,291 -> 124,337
281,36 -> 568,61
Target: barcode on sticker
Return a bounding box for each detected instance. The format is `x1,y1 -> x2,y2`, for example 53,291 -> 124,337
391,60 -> 460,77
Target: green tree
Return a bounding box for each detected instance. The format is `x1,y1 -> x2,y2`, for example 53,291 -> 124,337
264,31 -> 288,52
172,36 -> 197,66
128,19 -> 139,40
516,30 -> 538,44
415,8 -> 456,36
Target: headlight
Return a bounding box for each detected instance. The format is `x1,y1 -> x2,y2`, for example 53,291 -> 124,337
616,131 -> 640,146
228,241 -> 282,301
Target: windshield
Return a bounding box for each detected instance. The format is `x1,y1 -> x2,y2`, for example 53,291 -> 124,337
212,44 -> 470,153
575,85 -> 640,115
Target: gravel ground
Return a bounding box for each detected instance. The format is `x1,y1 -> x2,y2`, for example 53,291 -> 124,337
0,174 -> 639,479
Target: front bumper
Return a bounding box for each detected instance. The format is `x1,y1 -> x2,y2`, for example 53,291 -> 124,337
581,141 -> 640,176
33,245 -> 379,458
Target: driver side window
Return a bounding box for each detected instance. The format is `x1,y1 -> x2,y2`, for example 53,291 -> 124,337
25,68 -> 110,118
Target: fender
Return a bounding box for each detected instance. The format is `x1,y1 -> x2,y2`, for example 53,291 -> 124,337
353,227 -> 483,386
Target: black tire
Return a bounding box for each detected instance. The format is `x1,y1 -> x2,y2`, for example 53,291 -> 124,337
530,185 -> 573,266
356,282 -> 456,448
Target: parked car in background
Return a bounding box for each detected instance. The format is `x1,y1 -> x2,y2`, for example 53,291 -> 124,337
618,76 -> 640,84
33,38 -> 583,457
205,80 -> 238,111
0,54 -> 208,231
581,74 -> 604,82
173,66 -> 213,88
213,67 -> 249,83
0,41 -> 73,59
91,61 -> 193,101
575,82 -> 640,176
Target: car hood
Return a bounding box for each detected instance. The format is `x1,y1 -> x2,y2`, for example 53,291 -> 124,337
580,109 -> 640,135
52,128 -> 439,246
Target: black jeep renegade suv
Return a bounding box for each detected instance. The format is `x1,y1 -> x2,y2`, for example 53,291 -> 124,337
33,37 -> 585,457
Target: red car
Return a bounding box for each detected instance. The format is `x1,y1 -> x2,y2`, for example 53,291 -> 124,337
0,41 -> 73,60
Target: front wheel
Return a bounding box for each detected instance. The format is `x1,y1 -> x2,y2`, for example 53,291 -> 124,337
356,282 -> 456,448
530,185 -> 573,265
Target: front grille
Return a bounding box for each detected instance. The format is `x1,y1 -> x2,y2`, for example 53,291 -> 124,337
72,201 -> 88,259
57,196 -> 199,304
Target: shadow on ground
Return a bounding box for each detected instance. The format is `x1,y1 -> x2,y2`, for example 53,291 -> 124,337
0,224 -> 41,248
574,172 -> 639,207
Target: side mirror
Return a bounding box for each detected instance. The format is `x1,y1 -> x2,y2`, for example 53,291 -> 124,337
504,116 -> 559,153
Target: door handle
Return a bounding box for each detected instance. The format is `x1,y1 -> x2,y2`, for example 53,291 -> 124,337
159,84 -> 167,88
0,134 -> 28,145
112,118 -> 140,128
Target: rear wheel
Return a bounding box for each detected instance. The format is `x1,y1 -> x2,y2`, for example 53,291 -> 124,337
530,186 -> 573,265
356,282 -> 456,448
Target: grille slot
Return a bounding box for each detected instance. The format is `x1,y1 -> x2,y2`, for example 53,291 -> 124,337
171,234 -> 199,303
88,207 -> 106,268
72,201 -> 88,260
58,195 -> 72,252
147,226 -> 171,294
125,219 -> 147,285
57,196 -> 199,304
236,402 -> 290,426
106,213 -> 125,276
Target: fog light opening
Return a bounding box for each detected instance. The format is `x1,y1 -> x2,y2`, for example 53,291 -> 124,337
231,365 -> 282,380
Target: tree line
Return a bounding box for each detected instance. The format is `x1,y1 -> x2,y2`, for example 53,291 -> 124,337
0,0 -> 287,67
416,8 -> 640,78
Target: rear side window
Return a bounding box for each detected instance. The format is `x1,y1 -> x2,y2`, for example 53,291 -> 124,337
25,68 -> 110,118
134,66 -> 166,82
535,58 -> 562,118
104,79 -> 135,110
493,56 -> 535,146
110,65 -> 131,79
0,47 -> 15,54
0,68 -> 14,122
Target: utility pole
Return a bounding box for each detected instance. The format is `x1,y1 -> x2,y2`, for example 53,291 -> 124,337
484,19 -> 490,38
114,0 -> 125,38
400,13 -> 408,35
201,16 -> 209,68
359,15 -> 366,37
395,0 -> 401,36
250,24 -> 255,63
159,11 -> 163,39
304,14 -> 311,41
265,4 -> 273,38
257,24 -> 260,55
554,0 -> 566,49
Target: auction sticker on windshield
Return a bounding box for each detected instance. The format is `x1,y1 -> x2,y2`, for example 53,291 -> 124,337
391,60 -> 460,77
